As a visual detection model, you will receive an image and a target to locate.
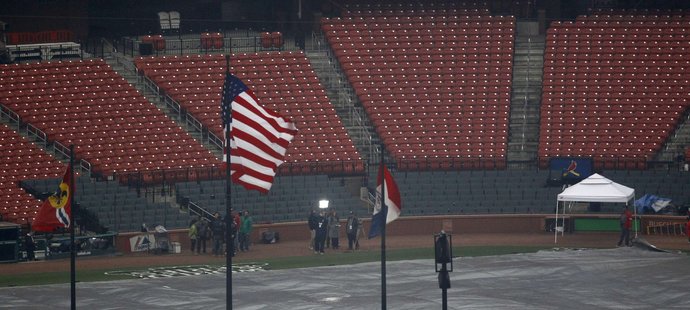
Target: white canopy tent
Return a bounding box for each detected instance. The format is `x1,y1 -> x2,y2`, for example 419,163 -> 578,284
554,173 -> 635,243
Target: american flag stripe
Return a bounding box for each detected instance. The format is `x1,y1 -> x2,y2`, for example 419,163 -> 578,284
232,111 -> 290,158
221,72 -> 297,193
236,91 -> 296,138
232,173 -> 274,193
230,146 -> 279,175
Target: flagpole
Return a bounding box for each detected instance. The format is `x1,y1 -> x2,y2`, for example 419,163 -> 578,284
69,144 -> 76,310
224,54 -> 233,310
379,145 -> 387,310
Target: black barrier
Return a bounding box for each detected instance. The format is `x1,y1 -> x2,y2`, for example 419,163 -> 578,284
38,232 -> 117,260
139,42 -> 154,56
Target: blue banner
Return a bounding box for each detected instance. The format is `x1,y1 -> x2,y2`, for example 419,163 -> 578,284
549,157 -> 593,182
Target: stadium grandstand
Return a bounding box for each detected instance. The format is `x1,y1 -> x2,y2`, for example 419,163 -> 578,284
1,0 -> 690,259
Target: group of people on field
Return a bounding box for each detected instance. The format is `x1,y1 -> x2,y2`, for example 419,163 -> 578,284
188,209 -> 253,256
185,203 -> 690,257
308,209 -> 363,254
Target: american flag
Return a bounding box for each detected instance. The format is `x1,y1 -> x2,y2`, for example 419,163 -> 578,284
221,72 -> 297,193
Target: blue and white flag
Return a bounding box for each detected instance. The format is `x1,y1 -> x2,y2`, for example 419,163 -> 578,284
635,194 -> 672,213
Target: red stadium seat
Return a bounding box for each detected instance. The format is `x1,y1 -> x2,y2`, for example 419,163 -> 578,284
0,60 -> 219,178
132,52 -> 364,174
539,14 -> 689,168
325,13 -> 513,170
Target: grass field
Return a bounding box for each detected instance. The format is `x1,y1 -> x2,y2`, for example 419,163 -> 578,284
0,245 -> 550,287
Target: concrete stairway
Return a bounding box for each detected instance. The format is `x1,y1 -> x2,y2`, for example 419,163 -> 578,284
507,21 -> 545,166
304,32 -> 381,165
655,111 -> 690,162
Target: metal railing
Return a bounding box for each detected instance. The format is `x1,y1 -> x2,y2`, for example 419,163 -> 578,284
0,103 -> 21,125
187,201 -> 215,222
52,141 -> 71,159
117,36 -> 299,58
6,42 -> 82,63
398,157 -> 509,171
26,124 -> 47,147
115,160 -> 367,188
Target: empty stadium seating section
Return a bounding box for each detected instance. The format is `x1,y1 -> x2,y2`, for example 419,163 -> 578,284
0,59 -> 219,176
0,124 -> 65,224
323,12 -> 514,170
341,0 -> 489,17
4,4 -> 690,232
134,52 -> 365,174
540,13 -> 690,169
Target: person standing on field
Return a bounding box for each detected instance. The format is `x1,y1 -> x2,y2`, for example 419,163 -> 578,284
239,210 -> 253,252
188,218 -> 198,253
346,211 -> 359,251
308,209 -> 318,250
617,205 -> 633,247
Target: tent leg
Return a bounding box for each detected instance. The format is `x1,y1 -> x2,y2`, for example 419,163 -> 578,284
561,204 -> 572,236
554,202 -> 558,244
631,199 -> 638,239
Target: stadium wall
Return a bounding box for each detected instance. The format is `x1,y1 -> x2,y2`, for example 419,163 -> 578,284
114,215 -> 548,253
113,214 -> 689,253
114,213 -> 690,253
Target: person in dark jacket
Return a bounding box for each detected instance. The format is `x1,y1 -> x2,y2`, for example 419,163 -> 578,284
225,211 -> 237,257
211,212 -> 225,256
314,210 -> 328,254
25,232 -> 36,261
196,218 -> 209,254
308,210 -> 318,250
346,211 -> 359,251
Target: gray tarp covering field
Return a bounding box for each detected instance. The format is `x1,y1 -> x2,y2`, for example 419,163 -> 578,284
1,247 -> 689,309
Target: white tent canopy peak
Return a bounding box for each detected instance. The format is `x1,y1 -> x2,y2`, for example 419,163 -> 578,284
557,173 -> 634,203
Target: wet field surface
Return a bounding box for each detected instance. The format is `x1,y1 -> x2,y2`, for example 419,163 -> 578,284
1,246 -> 689,309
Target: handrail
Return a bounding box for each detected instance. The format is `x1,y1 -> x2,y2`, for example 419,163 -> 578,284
163,94 -> 181,115
0,103 -> 21,124
208,131 -> 223,150
80,159 -> 91,174
142,75 -> 160,96
187,201 -> 215,221
26,123 -> 47,146
185,113 -> 203,132
53,141 -> 70,158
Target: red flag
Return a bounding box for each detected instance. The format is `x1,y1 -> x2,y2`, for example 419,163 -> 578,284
220,73 -> 297,193
33,166 -> 73,232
